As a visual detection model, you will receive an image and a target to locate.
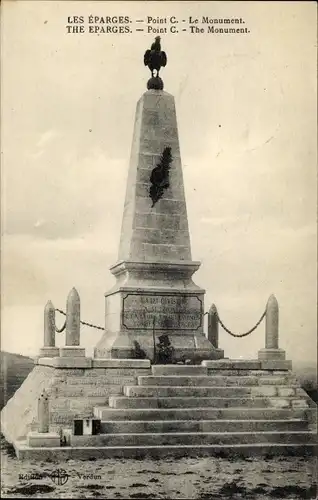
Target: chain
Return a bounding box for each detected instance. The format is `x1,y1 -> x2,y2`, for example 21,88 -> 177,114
55,319 -> 66,333
55,308 -> 104,331
216,309 -> 266,338
55,307 -> 265,337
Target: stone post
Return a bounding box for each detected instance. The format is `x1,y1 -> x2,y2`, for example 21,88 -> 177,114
66,287 -> 80,346
44,300 -> 55,347
265,294 -> 279,349
60,287 -> 86,358
39,301 -> 59,358
38,389 -> 49,433
258,294 -> 286,361
207,304 -> 219,348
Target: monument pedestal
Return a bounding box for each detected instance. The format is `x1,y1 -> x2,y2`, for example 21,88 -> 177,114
94,89 -> 223,362
95,261 -> 222,362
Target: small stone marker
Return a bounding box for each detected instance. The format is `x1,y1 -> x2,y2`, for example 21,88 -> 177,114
38,389 -> 49,433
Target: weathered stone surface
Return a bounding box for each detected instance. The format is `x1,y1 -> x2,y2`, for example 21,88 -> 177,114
258,349 -> 286,361
152,365 -> 207,376
69,397 -> 108,412
138,375 -> 260,387
59,347 -> 86,358
43,301 -> 56,347
69,430 -> 316,448
124,385 -> 252,398
202,360 -> 261,370
109,396 -> 269,410
51,357 -> 93,368
38,389 -> 49,433
292,399 -> 309,409
259,376 -> 287,385
251,386 -> 277,397
118,91 -> 190,262
264,294 -> 279,349
94,406 -> 306,421
27,431 -> 60,448
14,441 -> 318,460
92,358 -> 150,368
100,418 -> 308,434
66,287 -> 80,346
268,399 -> 290,409
39,347 -> 60,358
260,360 -> 292,370
277,387 -> 296,397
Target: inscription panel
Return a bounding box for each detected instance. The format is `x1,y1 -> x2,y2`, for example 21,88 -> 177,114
122,294 -> 202,331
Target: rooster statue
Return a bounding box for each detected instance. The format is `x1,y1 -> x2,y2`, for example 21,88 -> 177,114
144,36 -> 167,78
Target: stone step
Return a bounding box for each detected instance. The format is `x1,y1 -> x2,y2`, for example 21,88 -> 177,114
151,365 -> 207,376
108,396 -> 302,409
123,385 -> 298,398
16,442 -> 318,460
94,406 -> 314,421
100,418 -> 310,434
70,431 -> 317,447
138,375 -> 288,387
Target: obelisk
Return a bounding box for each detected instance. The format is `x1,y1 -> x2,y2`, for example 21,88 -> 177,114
95,38 -> 223,362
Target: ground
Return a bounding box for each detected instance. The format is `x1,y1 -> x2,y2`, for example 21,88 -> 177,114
1,437 -> 317,499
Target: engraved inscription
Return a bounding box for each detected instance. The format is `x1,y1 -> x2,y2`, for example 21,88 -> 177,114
122,294 -> 202,331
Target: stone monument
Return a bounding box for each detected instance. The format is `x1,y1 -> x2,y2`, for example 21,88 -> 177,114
95,38 -> 223,362
1,39 -> 316,461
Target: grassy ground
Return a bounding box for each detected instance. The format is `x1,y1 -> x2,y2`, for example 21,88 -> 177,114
1,436 -> 317,499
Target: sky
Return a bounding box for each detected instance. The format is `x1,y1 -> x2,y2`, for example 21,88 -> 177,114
1,1 -> 317,367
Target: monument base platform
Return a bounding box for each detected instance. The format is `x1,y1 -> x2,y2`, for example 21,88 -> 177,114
94,330 -> 224,363
3,359 -> 316,460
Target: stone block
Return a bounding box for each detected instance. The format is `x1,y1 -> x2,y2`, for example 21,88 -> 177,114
102,368 -> 152,376
83,386 -> 123,397
69,397 -> 107,412
202,360 -> 261,370
92,358 -> 151,369
259,376 -> 287,385
37,357 -> 56,367
152,365 -> 207,376
50,398 -> 71,410
39,347 -> 60,358
27,431 -> 60,448
292,399 -> 309,409
260,360 -> 292,370
277,387 -> 295,397
268,399 -> 290,409
258,348 -> 286,361
251,386 -> 277,397
59,347 -> 86,357
53,357 -> 92,368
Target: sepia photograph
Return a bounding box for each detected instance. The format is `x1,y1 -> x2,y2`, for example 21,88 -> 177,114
1,1 -> 317,498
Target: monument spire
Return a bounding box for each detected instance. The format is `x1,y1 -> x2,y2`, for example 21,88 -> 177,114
94,40 -> 222,361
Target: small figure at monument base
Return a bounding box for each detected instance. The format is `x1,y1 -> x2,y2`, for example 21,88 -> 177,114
155,334 -> 175,364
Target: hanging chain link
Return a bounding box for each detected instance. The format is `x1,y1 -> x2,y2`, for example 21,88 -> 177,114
55,306 -> 266,337
55,308 -> 104,331
55,318 -> 66,333
216,309 -> 266,338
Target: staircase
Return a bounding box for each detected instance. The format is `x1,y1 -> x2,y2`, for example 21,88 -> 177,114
90,364 -> 317,458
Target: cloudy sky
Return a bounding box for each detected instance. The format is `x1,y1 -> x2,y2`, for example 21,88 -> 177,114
1,1 -> 316,367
